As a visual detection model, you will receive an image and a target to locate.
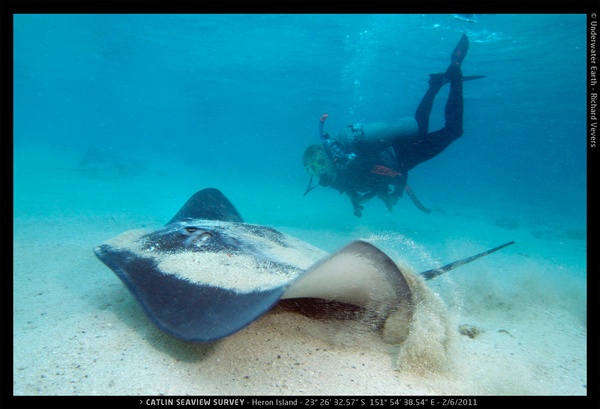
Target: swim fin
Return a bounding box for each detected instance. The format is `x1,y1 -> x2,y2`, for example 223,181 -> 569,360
428,34 -> 474,88
428,73 -> 485,88
464,75 -> 486,81
451,33 -> 469,66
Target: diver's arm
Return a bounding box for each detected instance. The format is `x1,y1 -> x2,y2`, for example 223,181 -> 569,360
319,114 -> 356,169
320,174 -> 363,217
346,191 -> 364,218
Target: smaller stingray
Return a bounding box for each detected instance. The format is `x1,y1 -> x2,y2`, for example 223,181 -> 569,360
94,188 -> 513,342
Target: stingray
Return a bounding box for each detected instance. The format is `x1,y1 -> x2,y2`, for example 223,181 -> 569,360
94,188 -> 513,342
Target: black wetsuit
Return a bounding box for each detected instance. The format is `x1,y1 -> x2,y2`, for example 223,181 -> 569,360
319,64 -> 464,217
396,64 -> 464,172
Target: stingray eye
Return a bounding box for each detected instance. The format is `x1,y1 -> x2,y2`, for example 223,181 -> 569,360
185,227 -> 198,233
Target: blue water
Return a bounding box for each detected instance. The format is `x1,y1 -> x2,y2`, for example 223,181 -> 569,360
14,14 -> 586,226
12,14 -> 588,395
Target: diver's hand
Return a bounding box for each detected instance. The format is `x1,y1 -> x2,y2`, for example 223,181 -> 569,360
381,194 -> 399,212
353,205 -> 363,217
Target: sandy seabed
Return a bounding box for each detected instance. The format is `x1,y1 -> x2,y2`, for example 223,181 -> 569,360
12,146 -> 587,398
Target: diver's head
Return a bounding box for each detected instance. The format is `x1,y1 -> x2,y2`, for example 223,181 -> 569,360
303,144 -> 333,176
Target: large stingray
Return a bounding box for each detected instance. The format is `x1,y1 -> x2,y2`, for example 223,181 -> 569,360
94,188 -> 513,342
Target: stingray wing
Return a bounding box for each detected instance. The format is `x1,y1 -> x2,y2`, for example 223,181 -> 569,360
282,241 -> 413,314
95,244 -> 288,342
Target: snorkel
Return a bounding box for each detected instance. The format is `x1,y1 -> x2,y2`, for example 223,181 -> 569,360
319,113 -> 328,141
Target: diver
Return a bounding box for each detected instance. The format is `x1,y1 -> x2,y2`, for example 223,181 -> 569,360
303,34 -> 483,217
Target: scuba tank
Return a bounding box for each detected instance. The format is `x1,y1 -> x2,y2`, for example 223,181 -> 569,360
336,118 -> 419,147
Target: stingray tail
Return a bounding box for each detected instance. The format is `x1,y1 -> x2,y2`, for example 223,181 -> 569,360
420,241 -> 515,280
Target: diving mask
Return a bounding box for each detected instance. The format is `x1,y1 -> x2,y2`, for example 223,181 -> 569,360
305,156 -> 329,176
